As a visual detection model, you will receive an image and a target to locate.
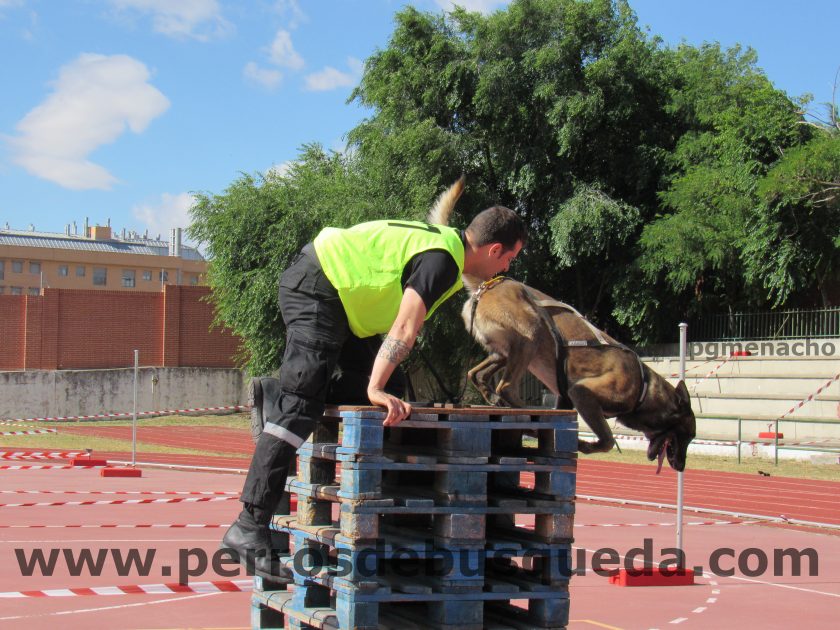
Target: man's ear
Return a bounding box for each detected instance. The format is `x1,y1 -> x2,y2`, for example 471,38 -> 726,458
488,242 -> 503,257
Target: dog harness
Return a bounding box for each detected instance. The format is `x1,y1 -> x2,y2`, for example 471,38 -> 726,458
470,277 -> 649,412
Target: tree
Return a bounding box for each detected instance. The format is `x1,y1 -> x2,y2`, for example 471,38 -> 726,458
745,131 -> 840,306
351,0 -> 675,332
188,145 -> 383,374
635,43 -> 810,325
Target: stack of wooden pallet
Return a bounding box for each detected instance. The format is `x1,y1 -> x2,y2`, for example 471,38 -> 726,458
251,405 -> 578,629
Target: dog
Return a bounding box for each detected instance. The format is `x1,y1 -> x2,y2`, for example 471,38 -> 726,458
424,177 -> 695,472
460,277 -> 695,471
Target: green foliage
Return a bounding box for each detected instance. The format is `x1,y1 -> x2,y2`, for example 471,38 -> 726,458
191,0 -> 837,378
637,43 -> 810,319
744,132 -> 840,305
188,145 -> 385,374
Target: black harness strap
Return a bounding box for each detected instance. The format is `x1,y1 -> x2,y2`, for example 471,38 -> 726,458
469,278 -> 649,413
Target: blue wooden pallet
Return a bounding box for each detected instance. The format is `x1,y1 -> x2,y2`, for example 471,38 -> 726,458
254,406 -> 575,629
252,588 -> 570,630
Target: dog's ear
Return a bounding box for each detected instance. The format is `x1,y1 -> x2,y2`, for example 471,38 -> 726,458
675,380 -> 690,407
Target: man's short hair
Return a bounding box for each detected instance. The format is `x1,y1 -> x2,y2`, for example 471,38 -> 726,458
466,205 -> 527,250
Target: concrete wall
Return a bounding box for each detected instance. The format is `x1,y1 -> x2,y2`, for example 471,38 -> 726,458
0,367 -> 245,420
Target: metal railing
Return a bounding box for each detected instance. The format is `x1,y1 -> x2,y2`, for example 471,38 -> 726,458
691,307 -> 840,341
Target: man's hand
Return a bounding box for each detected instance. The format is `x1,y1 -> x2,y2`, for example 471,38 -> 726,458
367,288 -> 426,427
367,386 -> 412,426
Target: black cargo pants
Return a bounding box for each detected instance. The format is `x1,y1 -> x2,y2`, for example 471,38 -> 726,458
240,244 -> 404,521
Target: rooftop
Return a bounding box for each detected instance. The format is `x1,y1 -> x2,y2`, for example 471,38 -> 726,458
0,228 -> 205,261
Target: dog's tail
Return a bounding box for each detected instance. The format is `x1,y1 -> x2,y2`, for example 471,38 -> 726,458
426,175 -> 465,226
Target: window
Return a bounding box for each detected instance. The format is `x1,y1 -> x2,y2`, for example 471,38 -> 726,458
28,287 -> 40,296
29,261 -> 41,274
142,270 -> 152,281
122,270 -> 136,288
12,261 -> 23,273
58,265 -> 69,277
159,270 -> 169,282
0,286 -> 4,294
0,261 -> 4,280
190,275 -> 199,286
76,265 -> 86,277
10,287 -> 22,295
93,267 -> 107,286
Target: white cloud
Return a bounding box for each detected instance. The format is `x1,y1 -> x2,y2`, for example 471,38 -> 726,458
9,53 -> 170,190
132,192 -> 197,243
304,57 -> 363,92
266,161 -> 294,179
268,29 -> 304,69
434,0 -> 509,13
273,0 -> 306,29
107,0 -> 231,40
243,61 -> 282,90
0,0 -> 25,9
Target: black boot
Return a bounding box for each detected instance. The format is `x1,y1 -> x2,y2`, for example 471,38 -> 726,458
221,509 -> 292,581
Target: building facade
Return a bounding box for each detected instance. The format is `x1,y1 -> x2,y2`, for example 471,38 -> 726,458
0,225 -> 205,295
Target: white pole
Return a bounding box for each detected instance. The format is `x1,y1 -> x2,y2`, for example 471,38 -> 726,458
132,350 -> 139,467
677,323 -> 688,558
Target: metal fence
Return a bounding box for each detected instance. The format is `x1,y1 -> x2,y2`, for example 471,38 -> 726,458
690,307 -> 840,341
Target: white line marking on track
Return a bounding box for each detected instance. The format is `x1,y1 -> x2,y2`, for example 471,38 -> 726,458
669,619 -> 687,625
706,598 -> 717,603
725,574 -> 840,598
0,592 -> 223,621
692,607 -> 706,613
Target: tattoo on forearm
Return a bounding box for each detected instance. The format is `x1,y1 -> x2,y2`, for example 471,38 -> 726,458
378,336 -> 411,364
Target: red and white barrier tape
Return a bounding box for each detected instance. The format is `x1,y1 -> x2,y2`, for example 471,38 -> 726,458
0,451 -> 81,460
0,429 -> 57,436
0,465 -> 103,471
0,579 -> 251,598
608,432 -> 832,448
1,404 -> 248,424
667,355 -> 723,378
688,355 -> 733,391
0,523 -> 227,529
776,372 -> 840,421
572,520 -> 741,528
0,490 -> 237,495
0,496 -> 237,508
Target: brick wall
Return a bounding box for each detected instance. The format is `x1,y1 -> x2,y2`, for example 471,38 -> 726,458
1,286 -> 240,370
0,296 -> 25,370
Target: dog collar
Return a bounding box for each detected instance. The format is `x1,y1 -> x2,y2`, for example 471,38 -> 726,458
473,275 -> 507,302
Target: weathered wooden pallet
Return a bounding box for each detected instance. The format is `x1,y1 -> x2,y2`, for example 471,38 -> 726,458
255,406 -> 575,629
252,588 -> 570,630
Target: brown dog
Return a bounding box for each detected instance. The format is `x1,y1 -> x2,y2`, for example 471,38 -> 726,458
460,277 -> 696,472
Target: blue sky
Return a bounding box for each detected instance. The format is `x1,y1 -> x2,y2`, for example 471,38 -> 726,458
1,0 -> 837,244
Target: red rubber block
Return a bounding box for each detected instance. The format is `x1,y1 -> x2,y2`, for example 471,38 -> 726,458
759,432 -> 784,439
608,567 -> 695,586
101,467 -> 142,478
71,458 -> 109,467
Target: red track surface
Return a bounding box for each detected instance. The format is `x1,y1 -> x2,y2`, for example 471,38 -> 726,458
574,460 -> 840,527
61,425 -> 255,456
2,466 -> 839,629
2,419 -> 840,629
48,423 -> 840,526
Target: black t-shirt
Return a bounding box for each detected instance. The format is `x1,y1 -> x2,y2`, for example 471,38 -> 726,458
400,249 -> 460,311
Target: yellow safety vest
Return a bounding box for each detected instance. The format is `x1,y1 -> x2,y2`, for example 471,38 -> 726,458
313,220 -> 464,337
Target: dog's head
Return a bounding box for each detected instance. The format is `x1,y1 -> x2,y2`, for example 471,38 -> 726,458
644,380 -> 696,472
